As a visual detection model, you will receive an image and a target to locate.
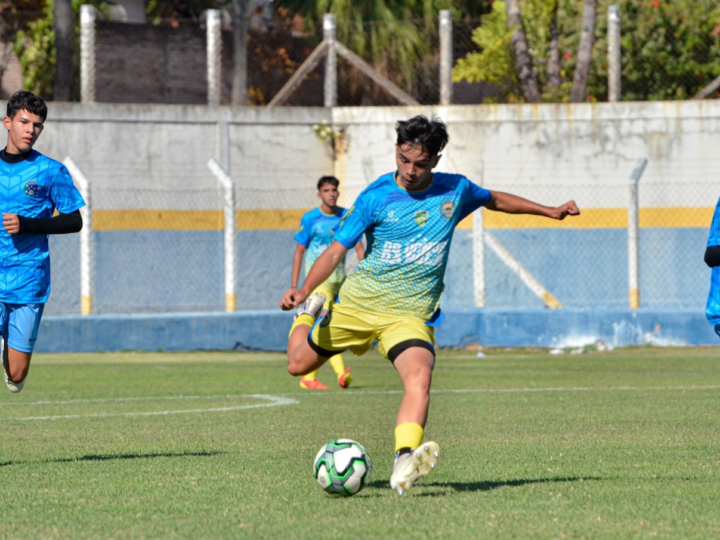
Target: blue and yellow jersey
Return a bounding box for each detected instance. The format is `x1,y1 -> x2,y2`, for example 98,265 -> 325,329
706,195 -> 720,325
334,171 -> 491,320
0,150 -> 85,303
294,207 -> 349,286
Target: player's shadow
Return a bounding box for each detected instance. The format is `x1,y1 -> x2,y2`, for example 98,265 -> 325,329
50,450 -> 225,463
366,475 -> 601,495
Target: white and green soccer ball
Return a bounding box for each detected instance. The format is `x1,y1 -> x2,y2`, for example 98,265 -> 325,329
313,439 -> 372,496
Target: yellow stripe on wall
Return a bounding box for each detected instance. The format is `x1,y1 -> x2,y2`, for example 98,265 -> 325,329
91,207 -> 714,231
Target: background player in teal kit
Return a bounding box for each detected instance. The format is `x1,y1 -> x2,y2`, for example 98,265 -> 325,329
1,90 -> 85,393
290,176 -> 365,389
704,194 -> 720,338
281,115 -> 579,494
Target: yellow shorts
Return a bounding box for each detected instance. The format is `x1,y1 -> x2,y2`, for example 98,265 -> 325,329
309,303 -> 435,362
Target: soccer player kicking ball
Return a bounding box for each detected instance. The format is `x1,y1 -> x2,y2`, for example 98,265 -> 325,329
1,91 -> 85,393
280,115 -> 580,495
290,176 -> 365,390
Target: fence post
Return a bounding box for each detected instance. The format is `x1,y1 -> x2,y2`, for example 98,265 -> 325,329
607,5 -> 621,102
63,158 -> 93,315
80,5 -> 96,103
439,10 -> 453,106
207,9 -> 222,107
323,14 -> 337,108
208,159 -> 237,311
628,158 -> 648,309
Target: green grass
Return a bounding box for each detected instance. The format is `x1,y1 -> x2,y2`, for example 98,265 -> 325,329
1,347 -> 720,539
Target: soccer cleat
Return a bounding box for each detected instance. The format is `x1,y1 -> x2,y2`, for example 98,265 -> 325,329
296,293 -> 326,320
390,441 -> 440,495
299,377 -> 329,390
338,367 -> 352,389
3,369 -> 24,393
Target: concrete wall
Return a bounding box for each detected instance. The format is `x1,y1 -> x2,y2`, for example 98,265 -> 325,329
0,101 -> 716,324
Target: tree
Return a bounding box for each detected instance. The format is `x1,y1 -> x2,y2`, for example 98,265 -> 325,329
454,0 -> 720,103
12,0 -> 107,100
506,0 -> 541,102
569,0 -> 596,102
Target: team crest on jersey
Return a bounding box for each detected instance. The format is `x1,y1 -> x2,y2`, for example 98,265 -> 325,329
414,210 -> 429,226
24,180 -> 41,197
440,199 -> 456,219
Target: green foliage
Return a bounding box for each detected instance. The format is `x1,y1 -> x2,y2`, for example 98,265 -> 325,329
12,0 -> 107,100
279,1 -> 493,102
454,0 -> 720,103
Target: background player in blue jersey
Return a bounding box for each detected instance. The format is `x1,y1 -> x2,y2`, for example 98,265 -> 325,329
1,90 -> 85,393
704,194 -> 720,338
290,176 -> 365,390
281,115 -> 580,495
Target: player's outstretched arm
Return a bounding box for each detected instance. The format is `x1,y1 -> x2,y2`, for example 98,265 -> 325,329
280,241 -> 348,310
486,190 -> 580,220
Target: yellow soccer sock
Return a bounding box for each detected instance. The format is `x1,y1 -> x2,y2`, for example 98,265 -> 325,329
394,422 -> 424,453
288,314 -> 315,338
328,354 -> 345,377
302,370 -> 318,381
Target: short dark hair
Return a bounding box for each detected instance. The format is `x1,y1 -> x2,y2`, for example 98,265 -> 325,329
317,176 -> 340,190
395,115 -> 449,156
6,90 -> 47,122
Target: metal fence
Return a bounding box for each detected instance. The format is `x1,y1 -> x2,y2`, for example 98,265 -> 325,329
45,159 -> 717,316
6,6 -> 719,105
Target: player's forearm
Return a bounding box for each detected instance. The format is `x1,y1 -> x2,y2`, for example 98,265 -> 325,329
18,210 -> 82,234
486,191 -> 558,218
291,248 -> 304,288
299,242 -> 347,295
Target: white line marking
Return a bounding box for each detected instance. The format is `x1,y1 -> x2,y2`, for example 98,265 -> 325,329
1,394 -> 298,422
0,394 -> 287,407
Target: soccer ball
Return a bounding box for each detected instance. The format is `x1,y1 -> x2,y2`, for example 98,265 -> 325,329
313,439 -> 372,496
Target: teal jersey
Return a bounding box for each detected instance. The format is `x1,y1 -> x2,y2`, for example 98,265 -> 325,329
706,195 -> 720,325
334,172 -> 491,320
0,150 -> 85,303
294,207 -> 349,286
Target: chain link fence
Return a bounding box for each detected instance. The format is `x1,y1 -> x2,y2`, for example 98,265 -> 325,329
5,8 -> 719,105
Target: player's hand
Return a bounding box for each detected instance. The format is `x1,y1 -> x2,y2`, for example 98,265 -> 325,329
2,212 -> 20,234
554,200 -> 580,220
280,287 -> 308,311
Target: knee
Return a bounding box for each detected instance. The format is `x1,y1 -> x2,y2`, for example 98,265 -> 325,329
7,365 -> 27,383
287,354 -> 306,377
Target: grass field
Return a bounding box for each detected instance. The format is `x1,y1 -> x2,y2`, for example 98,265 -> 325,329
1,347 -> 720,539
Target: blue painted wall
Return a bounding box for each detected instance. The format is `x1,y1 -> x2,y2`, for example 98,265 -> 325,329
35,308 -> 718,353
46,227 -> 711,315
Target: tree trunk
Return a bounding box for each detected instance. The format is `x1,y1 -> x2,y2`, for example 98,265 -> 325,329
505,0 -> 541,103
231,0 -> 248,106
547,1 -> 561,90
570,0 -> 597,103
54,0 -> 73,101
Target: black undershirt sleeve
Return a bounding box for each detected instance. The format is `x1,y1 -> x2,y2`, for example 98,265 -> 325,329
705,245 -> 720,268
18,210 -> 83,235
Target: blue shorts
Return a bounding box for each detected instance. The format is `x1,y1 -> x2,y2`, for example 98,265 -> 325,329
0,303 -> 45,354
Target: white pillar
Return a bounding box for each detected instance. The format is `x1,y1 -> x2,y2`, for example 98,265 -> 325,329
323,14 -> 337,108
208,159 -> 237,311
63,158 -> 93,315
207,9 -> 222,107
80,5 -> 96,103
439,10 -> 453,106
628,157 -> 648,309
607,5 -> 621,102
